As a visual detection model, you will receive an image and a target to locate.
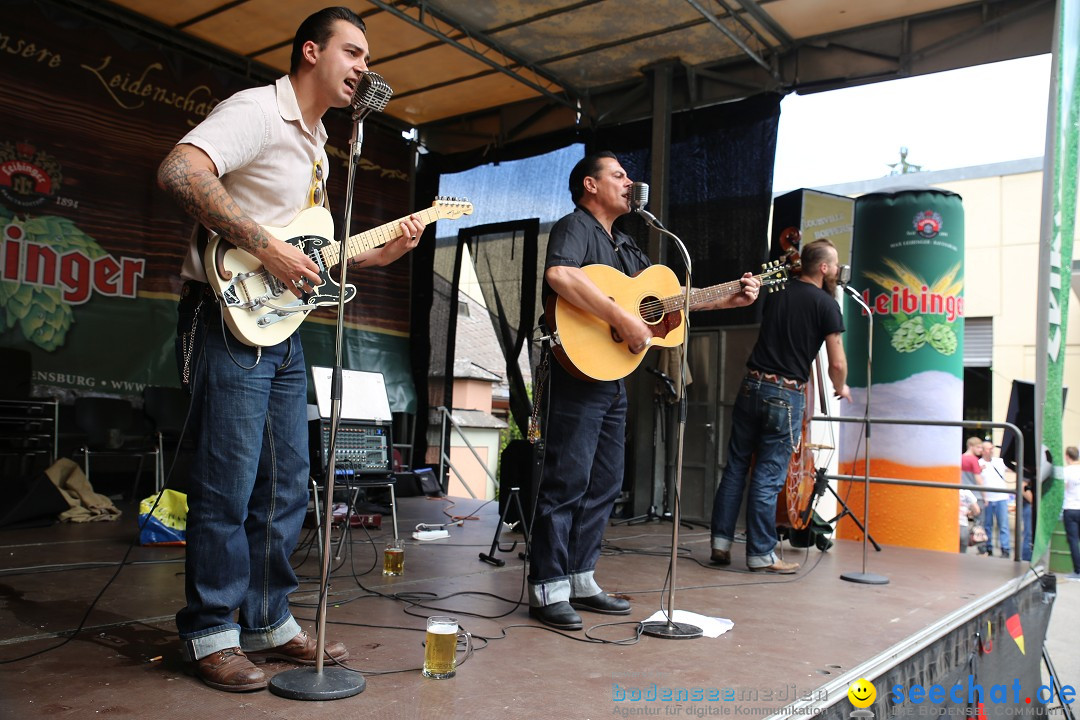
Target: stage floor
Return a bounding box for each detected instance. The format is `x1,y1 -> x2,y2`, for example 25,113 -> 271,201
0,495 -> 1048,720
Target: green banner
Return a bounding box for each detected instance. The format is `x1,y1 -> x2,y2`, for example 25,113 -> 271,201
0,0 -> 417,411
1035,0 -> 1080,563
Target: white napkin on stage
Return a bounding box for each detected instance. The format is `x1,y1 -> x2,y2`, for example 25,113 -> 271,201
642,610 -> 734,638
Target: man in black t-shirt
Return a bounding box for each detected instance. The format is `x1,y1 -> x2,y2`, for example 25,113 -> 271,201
709,238 -> 850,574
528,151 -> 761,630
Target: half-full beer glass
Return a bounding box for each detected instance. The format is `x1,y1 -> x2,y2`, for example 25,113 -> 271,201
383,538 -> 405,576
422,616 -> 458,678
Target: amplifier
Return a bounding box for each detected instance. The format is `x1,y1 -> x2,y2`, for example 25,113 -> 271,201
310,419 -> 392,476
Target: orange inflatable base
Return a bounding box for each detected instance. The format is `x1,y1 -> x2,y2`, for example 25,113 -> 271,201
834,460 -> 960,553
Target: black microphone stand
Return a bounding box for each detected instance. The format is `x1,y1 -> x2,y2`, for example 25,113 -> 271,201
612,366 -> 681,527
838,283 -> 888,585
634,200 -> 703,640
271,77 -> 389,701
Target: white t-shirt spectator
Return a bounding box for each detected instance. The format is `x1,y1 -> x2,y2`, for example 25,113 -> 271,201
1064,463 -> 1080,511
980,457 -> 1010,503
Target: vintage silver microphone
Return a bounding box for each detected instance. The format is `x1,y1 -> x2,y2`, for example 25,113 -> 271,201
630,181 -> 663,228
837,264 -> 864,302
350,71 -> 393,121
346,72 -> 393,158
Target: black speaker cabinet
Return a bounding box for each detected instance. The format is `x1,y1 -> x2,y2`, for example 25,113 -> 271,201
1000,379 -> 1067,474
770,188 -> 854,267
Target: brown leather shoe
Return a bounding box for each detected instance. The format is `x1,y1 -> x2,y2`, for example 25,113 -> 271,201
710,549 -> 731,565
247,631 -> 349,666
190,648 -> 267,692
748,559 -> 799,574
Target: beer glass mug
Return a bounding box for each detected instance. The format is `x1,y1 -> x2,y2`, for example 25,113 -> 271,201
383,538 -> 405,576
422,616 -> 458,678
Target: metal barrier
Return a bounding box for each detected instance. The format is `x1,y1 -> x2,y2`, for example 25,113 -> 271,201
434,405 -> 499,499
812,416 -> 1026,561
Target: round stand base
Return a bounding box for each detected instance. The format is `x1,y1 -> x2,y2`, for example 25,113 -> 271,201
640,621 -> 703,639
268,666 -> 366,701
840,571 -> 889,585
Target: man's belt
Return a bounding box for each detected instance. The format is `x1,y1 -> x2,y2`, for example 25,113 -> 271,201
747,368 -> 805,391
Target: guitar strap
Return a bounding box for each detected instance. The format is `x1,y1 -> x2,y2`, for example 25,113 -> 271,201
528,343 -> 550,444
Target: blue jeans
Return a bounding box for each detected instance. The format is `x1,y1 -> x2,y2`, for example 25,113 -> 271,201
1063,508 -> 1080,572
1021,501 -> 1032,562
175,292 -> 310,660
528,363 -> 626,606
982,499 -> 1011,555
711,376 -> 804,568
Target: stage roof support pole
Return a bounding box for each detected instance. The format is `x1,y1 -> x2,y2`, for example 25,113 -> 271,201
647,61 -> 674,264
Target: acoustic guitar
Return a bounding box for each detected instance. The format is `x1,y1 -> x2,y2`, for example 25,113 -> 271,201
547,261 -> 788,381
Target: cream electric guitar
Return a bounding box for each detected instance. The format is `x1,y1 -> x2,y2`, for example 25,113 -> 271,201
204,197 -> 473,346
547,261 -> 788,381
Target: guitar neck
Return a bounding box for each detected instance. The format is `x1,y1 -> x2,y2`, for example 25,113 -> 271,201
340,205 -> 445,259
661,278 -> 747,313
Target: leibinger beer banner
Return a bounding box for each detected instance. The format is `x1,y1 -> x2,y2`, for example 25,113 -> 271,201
839,189 -> 965,552
0,0 -> 418,411
1035,0 -> 1080,563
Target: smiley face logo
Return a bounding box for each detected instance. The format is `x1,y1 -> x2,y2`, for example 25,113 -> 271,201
848,678 -> 876,708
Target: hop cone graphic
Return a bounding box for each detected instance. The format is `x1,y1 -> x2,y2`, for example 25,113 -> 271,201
927,323 -> 958,355
890,316 -> 927,353
0,212 -> 108,351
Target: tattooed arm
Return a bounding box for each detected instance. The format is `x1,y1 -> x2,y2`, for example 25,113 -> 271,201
157,143 -> 321,289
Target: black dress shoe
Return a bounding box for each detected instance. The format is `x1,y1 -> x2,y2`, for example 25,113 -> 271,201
570,592 -> 631,615
528,601 -> 582,630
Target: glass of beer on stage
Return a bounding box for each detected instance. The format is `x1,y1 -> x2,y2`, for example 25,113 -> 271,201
383,538 -> 405,576
422,616 -> 458,679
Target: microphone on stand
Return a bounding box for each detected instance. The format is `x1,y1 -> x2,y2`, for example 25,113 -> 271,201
347,72 -> 393,158
837,264 -> 862,300
630,181 -> 664,229
268,69 -> 397,701
350,71 -> 393,121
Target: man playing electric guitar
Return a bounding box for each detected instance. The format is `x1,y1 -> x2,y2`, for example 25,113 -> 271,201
156,7 -> 423,693
528,150 -> 760,630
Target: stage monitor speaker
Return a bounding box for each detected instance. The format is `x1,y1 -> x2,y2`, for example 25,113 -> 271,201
498,439 -> 539,533
1000,380 -> 1067,474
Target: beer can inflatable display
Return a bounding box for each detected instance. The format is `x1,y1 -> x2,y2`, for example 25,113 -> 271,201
838,188 -> 964,552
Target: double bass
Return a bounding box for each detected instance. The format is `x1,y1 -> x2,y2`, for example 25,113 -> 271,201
773,228 -> 829,531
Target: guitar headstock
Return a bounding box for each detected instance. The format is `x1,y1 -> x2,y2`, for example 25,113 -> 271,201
758,259 -> 789,292
432,196 -> 475,219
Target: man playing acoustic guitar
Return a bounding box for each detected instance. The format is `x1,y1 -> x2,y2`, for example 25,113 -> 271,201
529,151 -> 760,630
157,7 -> 424,692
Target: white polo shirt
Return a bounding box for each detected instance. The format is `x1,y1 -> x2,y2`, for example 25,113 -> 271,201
1064,463 -> 1080,510
178,75 -> 330,281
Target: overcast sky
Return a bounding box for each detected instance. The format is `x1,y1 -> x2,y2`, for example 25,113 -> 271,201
772,54 -> 1053,192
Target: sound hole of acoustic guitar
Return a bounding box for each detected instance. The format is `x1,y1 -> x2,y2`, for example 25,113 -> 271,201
638,295 -> 663,324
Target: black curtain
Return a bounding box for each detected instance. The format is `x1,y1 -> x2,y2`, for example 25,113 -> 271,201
592,92 -> 783,328
412,92 -> 783,473
458,220 -> 541,438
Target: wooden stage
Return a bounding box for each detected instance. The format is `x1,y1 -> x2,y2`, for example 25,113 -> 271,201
0,495 -> 1042,720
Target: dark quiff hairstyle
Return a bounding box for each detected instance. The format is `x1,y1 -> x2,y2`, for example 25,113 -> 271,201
568,151 -> 619,203
290,7 -> 367,75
